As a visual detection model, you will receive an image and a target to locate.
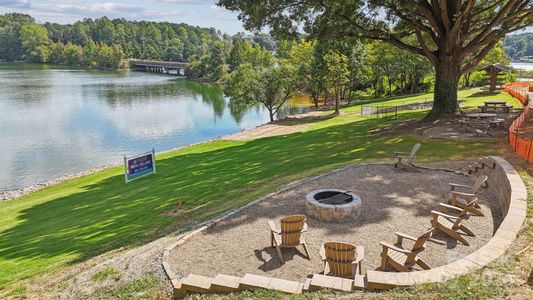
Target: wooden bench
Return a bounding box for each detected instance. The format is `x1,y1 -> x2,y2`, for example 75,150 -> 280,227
478,102 -> 513,113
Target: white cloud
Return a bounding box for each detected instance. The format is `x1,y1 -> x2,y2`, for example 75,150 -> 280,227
0,0 -> 30,9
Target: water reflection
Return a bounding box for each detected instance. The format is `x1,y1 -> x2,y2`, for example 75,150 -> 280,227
0,64 -> 311,191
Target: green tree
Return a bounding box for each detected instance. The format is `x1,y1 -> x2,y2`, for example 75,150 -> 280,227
226,63 -> 298,122
63,43 -> 84,66
83,39 -> 97,67
19,23 -> 51,62
0,13 -> 34,61
323,51 -> 350,114
71,22 -> 89,46
218,0 -> 533,119
206,40 -> 227,81
49,42 -> 65,64
164,38 -> 184,61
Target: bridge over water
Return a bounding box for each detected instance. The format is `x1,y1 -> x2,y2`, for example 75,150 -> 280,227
129,59 -> 189,75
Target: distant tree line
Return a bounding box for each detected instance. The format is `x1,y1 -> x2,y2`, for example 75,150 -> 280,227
0,13 -> 222,69
503,33 -> 533,60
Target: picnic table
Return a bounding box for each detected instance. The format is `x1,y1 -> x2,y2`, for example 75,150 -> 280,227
478,101 -> 512,113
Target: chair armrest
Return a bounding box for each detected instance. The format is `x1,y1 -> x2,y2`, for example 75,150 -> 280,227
449,183 -> 472,190
302,222 -> 308,233
395,231 -> 417,242
319,243 -> 326,261
439,203 -> 464,213
379,241 -> 411,254
267,220 -> 279,233
451,191 -> 476,198
394,151 -> 409,155
431,210 -> 460,220
354,245 -> 365,263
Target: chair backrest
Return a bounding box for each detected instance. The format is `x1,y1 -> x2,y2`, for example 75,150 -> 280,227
280,215 -> 306,246
471,175 -> 488,194
406,143 -> 421,163
404,228 -> 433,266
323,242 -> 356,277
451,198 -> 477,229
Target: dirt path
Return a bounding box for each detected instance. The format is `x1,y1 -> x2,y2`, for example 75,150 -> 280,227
222,111 -> 329,141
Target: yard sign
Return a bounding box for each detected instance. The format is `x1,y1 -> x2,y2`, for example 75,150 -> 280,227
124,149 -> 156,183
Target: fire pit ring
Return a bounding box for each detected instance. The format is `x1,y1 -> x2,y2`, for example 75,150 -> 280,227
305,189 -> 361,223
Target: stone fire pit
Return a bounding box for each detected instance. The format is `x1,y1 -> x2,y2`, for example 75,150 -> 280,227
305,189 -> 361,222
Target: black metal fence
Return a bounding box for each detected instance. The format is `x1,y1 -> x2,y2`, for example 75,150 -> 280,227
361,99 -> 433,119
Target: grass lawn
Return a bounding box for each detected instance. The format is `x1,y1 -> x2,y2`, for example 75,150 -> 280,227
0,89 -> 523,293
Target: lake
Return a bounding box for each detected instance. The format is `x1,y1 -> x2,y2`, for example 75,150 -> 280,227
0,64 -> 310,191
510,62 -> 533,71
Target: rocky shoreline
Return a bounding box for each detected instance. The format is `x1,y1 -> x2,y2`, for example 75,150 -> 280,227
0,164 -> 120,202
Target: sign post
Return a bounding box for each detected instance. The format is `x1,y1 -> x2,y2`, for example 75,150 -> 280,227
124,149 -> 156,183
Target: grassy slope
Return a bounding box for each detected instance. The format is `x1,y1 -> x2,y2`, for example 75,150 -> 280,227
0,89 -> 521,290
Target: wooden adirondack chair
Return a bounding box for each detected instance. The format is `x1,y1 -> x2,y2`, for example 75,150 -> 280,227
431,201 -> 476,246
268,215 -> 310,264
319,242 -> 364,278
379,228 -> 433,272
448,175 -> 488,216
394,143 -> 421,171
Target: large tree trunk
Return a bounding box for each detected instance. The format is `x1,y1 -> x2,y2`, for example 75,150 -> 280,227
427,57 -> 461,119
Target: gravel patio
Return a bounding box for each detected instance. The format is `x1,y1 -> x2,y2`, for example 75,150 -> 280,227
168,164 -> 501,282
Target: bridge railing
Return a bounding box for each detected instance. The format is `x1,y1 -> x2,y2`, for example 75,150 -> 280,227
128,59 -> 189,68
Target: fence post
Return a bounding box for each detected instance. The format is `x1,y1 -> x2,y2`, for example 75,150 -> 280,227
395,106 -> 398,119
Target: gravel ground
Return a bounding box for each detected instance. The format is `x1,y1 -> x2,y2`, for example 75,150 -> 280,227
168,164 -> 501,282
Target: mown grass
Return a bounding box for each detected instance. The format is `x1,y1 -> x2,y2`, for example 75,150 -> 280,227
0,89 -> 521,293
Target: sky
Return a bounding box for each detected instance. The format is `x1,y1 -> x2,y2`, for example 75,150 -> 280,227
0,1 -> 531,36
0,0 -> 247,34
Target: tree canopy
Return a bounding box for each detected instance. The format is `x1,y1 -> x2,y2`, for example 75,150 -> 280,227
218,0 -> 533,118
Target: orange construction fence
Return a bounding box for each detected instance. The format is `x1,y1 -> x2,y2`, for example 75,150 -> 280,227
505,82 -> 533,162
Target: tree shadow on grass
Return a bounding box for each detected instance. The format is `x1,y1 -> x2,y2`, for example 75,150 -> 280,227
0,111 -> 498,286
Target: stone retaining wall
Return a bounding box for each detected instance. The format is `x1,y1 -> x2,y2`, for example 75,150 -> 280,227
366,156 -> 528,289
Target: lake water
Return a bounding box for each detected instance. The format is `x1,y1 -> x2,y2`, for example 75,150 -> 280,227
0,64 -> 310,191
510,62 -> 533,71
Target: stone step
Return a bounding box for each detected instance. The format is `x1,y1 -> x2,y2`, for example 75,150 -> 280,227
240,273 -> 304,294
268,277 -> 304,294
210,274 -> 242,293
240,273 -> 272,290
181,274 -> 213,293
308,274 -> 353,292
